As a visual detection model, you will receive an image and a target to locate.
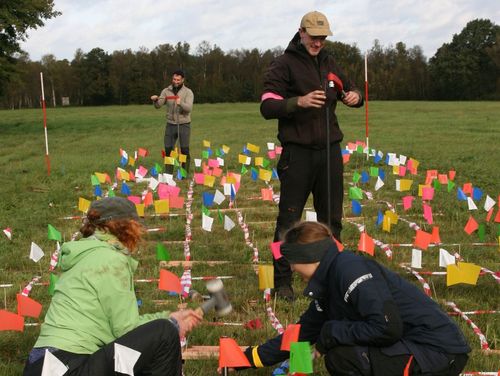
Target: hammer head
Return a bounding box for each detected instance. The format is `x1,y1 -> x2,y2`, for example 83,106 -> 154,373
200,278 -> 232,317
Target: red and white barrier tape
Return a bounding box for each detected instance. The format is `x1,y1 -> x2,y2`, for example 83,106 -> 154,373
266,306 -> 285,335
446,301 -> 490,350
235,209 -> 259,262
21,276 -> 41,297
399,265 -> 432,297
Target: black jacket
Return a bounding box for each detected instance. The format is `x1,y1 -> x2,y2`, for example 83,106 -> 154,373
260,32 -> 363,148
245,244 -> 470,369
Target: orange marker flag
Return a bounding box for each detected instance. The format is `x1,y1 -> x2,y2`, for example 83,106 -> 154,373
333,236 -> 344,252
413,230 -> 432,250
158,269 -> 182,294
16,294 -> 42,318
357,232 -> 374,256
0,310 -> 24,331
219,337 -> 251,368
143,191 -> 153,207
261,188 -> 273,201
281,324 -> 301,351
431,226 -> 441,244
464,216 -> 479,235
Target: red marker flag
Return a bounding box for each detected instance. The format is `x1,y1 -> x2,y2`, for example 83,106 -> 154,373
219,337 -> 251,368
281,324 -> 301,351
158,269 -> 182,294
0,310 -> 25,332
357,232 -> 375,256
413,230 -> 433,250
17,294 -> 42,318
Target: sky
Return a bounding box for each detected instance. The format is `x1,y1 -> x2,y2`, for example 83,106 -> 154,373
21,0 -> 500,62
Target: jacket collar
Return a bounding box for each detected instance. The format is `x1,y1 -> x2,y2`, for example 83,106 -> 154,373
303,243 -> 340,299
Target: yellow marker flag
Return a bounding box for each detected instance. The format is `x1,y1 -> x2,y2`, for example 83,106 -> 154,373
128,157 -> 135,167
255,157 -> 264,167
154,199 -> 169,214
258,168 -> 272,182
164,157 -> 175,165
203,140 -> 211,147
418,184 -> 431,197
392,165 -> 400,175
226,176 -> 236,184
446,262 -> 481,286
178,154 -> 187,163
246,143 -> 260,153
94,172 -> 107,184
258,265 -> 274,290
204,175 -> 216,187
222,145 -> 230,154
169,150 -> 178,159
135,203 -> 145,217
78,197 -> 91,213
120,170 -> 130,181
238,154 -> 250,165
396,179 -> 412,191
382,215 -> 392,232
385,210 -> 399,225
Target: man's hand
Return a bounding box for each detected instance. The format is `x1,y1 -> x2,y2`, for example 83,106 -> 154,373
342,91 -> 360,106
175,97 -> 181,105
298,90 -> 326,108
150,95 -> 159,102
169,309 -> 203,337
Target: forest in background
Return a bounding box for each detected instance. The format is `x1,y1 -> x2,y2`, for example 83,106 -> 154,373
1,18 -> 498,109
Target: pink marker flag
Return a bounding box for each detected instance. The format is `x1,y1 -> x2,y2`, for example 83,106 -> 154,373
422,187 -> 434,201
127,196 -> 141,205
402,196 -> 414,211
423,203 -> 433,224
270,241 -> 283,260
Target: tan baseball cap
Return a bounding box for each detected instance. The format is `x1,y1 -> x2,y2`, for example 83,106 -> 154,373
300,11 -> 332,36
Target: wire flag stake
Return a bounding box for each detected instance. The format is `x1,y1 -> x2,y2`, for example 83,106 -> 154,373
40,72 -> 51,176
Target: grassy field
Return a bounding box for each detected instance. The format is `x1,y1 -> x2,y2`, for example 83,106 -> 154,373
0,101 -> 499,375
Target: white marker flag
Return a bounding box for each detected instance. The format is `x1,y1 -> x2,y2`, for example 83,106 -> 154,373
41,350 -> 68,376
30,242 -> 44,262
224,215 -> 235,231
375,176 -> 384,191
202,213 -> 214,232
484,195 -> 495,212
305,211 -> 317,222
213,190 -> 226,205
114,343 -> 141,376
411,249 -> 422,269
439,248 -> 456,268
467,197 -> 477,211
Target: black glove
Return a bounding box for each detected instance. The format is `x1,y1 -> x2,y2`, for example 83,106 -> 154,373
316,321 -> 336,354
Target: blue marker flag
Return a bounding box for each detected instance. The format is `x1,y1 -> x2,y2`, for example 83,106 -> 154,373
121,182 -> 131,196
376,210 -> 384,226
94,185 -> 102,197
120,156 -> 128,166
378,169 -> 385,181
202,192 -> 215,207
361,171 -> 370,183
251,167 -> 258,181
352,200 -> 362,215
272,168 -> 279,179
472,187 -> 483,201
374,152 -> 382,164
457,188 -> 467,201
150,166 -> 158,177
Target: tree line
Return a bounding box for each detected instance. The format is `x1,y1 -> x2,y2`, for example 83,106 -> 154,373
1,18 -> 498,109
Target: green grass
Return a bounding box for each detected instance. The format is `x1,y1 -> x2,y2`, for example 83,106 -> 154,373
0,102 -> 499,375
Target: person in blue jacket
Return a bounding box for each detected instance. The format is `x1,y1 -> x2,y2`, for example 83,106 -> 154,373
242,221 -> 470,375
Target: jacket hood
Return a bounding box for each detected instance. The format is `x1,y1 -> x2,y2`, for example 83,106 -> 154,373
59,232 -> 137,272
286,32 -> 328,62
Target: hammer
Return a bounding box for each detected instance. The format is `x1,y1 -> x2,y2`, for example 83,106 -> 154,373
195,278 -> 232,317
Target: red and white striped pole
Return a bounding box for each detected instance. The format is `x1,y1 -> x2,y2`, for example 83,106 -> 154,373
40,72 -> 51,176
364,52 -> 369,160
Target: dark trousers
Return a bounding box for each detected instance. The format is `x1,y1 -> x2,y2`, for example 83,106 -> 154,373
324,345 -> 468,376
165,122 -> 191,173
23,319 -> 182,376
273,142 -> 344,288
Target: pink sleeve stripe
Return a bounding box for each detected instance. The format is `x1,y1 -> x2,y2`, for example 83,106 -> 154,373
261,92 -> 284,101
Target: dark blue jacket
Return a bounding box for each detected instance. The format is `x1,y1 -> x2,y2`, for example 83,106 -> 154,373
246,244 -> 470,369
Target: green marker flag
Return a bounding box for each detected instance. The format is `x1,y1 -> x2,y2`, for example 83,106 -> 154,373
91,174 -> 100,186
173,158 -> 180,167
202,150 -> 209,159
217,208 -> 223,224
156,243 -> 170,261
262,158 -> 270,169
202,205 -> 210,216
433,178 -> 441,191
352,171 -> 361,183
108,189 -> 116,197
356,145 -> 364,153
155,162 -> 163,174
47,224 -> 62,241
215,148 -> 221,157
289,342 -> 313,374
369,167 -> 379,177
477,224 -> 486,242
447,180 -> 455,193
241,165 -> 248,175
48,273 -> 59,296
348,187 -> 363,200
180,167 -> 187,178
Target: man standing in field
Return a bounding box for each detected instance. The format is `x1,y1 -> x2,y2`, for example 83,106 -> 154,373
151,69 -> 194,175
260,11 -> 364,301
